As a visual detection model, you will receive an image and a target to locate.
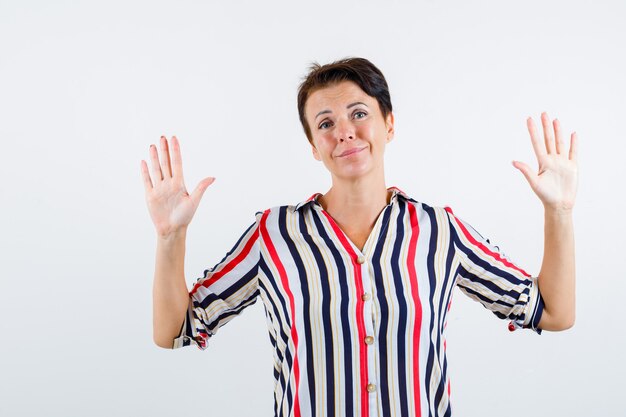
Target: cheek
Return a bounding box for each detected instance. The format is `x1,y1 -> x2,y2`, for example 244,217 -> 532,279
354,122 -> 374,138
317,135 -> 336,151
366,124 -> 386,145
311,137 -> 332,160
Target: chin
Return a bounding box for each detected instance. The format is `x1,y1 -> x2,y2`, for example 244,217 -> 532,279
332,165 -> 374,180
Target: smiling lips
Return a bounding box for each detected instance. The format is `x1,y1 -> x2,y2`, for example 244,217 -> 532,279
337,146 -> 367,158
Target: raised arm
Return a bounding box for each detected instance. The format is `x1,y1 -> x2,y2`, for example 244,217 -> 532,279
140,136 -> 215,348
512,112 -> 578,331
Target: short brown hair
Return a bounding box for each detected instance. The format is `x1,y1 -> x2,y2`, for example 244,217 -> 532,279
297,57 -> 393,143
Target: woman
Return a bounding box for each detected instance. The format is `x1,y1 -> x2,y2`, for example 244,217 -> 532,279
141,57 -> 577,417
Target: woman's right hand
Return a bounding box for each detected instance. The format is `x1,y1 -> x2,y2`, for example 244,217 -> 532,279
141,136 -> 215,238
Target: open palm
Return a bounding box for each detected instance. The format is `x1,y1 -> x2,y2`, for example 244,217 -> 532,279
140,136 -> 215,237
512,112 -> 579,212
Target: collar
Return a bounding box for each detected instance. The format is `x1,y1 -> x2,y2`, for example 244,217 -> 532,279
294,186 -> 415,211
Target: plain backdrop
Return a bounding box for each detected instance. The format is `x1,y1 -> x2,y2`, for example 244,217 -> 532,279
1,1 -> 625,416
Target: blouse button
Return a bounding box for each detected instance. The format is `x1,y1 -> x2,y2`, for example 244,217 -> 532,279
366,383 -> 377,393
361,292 -> 371,301
364,336 -> 374,345
356,255 -> 366,264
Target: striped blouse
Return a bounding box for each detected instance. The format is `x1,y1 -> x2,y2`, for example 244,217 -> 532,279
172,187 -> 544,417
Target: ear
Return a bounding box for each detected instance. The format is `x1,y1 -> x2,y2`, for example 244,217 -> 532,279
385,112 -> 395,143
311,143 -> 322,161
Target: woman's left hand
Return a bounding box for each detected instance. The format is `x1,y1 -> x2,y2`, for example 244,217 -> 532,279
512,112 -> 579,212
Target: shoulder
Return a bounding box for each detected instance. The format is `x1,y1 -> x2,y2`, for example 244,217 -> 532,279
257,203 -> 301,215
253,203 -> 303,224
396,192 -> 453,221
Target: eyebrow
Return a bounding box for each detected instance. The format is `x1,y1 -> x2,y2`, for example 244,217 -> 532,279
314,102 -> 369,121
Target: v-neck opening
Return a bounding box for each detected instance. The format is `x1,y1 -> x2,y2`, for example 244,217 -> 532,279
313,193 -> 394,255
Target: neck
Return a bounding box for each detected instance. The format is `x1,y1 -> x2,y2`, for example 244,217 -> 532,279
318,172 -> 390,221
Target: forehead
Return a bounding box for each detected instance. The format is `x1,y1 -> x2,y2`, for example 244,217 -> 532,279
305,80 -> 377,118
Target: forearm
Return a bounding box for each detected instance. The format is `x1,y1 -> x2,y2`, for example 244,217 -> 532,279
537,208 -> 576,330
153,228 -> 191,348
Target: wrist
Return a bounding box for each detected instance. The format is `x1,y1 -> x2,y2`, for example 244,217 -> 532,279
157,226 -> 188,242
543,203 -> 574,217
544,207 -> 574,229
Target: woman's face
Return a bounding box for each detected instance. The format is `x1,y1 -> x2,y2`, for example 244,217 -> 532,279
304,80 -> 394,182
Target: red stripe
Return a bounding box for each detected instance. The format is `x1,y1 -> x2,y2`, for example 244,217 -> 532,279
387,185 -> 405,195
406,203 -> 422,416
306,192 -> 321,202
260,210 -> 301,417
444,207 -> 530,277
320,210 -> 370,417
190,227 -> 260,295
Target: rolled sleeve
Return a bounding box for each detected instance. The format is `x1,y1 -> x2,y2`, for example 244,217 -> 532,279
508,280 -> 544,334
172,214 -> 263,350
172,301 -> 213,350
446,207 -> 544,335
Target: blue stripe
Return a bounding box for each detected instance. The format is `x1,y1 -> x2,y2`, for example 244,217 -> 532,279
372,205 -> 393,417
438,234 -> 457,413
391,201 -> 410,417
197,268 -> 258,310
206,292 -> 259,333
278,206 -> 317,416
456,265 -> 530,308
297,208 -> 336,416
422,205 -> 439,416
200,220 -> 258,277
259,258 -> 293,415
311,208 -> 354,417
454,233 -> 531,287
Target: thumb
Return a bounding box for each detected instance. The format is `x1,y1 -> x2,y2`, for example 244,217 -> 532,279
511,160 -> 535,188
190,177 -> 216,208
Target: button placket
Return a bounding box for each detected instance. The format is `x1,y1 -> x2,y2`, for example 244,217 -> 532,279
358,252 -> 378,399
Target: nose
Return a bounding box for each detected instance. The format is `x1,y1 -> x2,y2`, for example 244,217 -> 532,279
335,118 -> 355,142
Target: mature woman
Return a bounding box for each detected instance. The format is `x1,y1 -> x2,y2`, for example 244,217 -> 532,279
141,57 -> 577,417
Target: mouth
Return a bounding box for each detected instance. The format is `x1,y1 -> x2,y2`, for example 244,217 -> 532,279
337,146 -> 367,158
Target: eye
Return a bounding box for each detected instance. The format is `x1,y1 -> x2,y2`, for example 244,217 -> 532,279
354,110 -> 367,119
318,120 -> 333,130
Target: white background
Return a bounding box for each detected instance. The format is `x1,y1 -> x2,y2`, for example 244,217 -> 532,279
1,1 -> 624,416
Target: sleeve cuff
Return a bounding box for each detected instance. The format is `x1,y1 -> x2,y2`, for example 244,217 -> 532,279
508,277 -> 545,335
171,301 -> 213,350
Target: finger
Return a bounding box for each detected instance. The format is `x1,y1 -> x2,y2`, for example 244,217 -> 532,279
526,117 -> 546,159
190,177 -> 216,208
553,118 -> 564,155
541,112 -> 556,154
569,132 -> 578,162
171,135 -> 184,179
140,160 -> 153,190
511,160 -> 536,188
160,136 -> 173,178
149,143 -> 163,182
